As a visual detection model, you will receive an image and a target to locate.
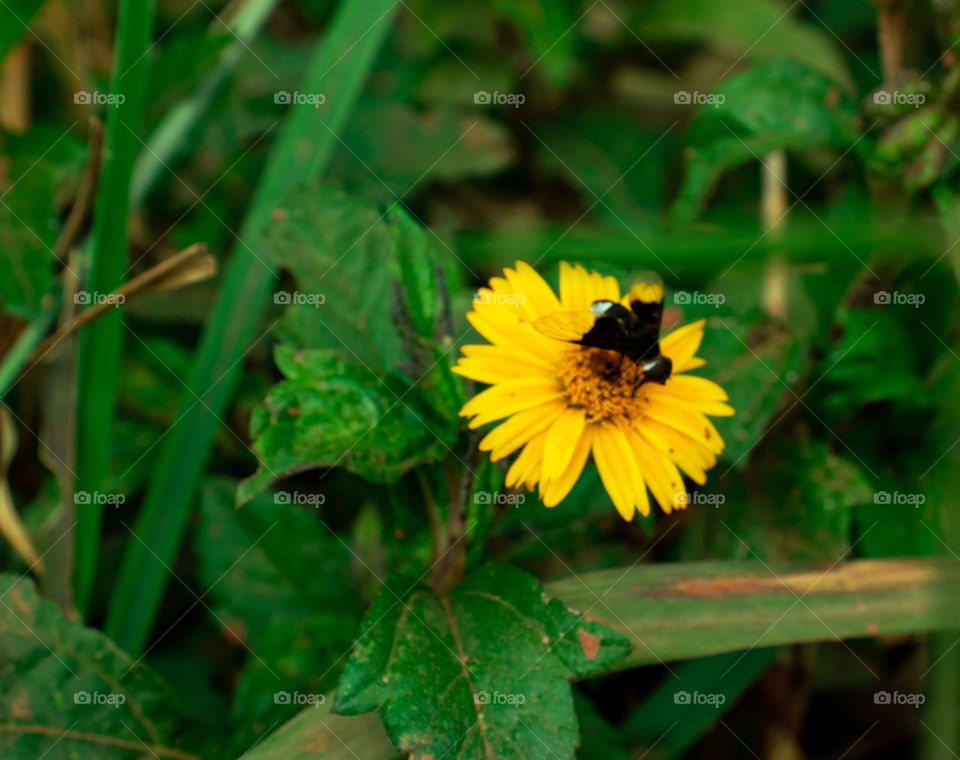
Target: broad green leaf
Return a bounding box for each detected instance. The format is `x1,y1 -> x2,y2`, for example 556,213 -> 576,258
335,563 -> 632,759
810,308 -> 928,426
329,97 -> 513,200
237,346 -> 453,504
675,307 -> 804,469
264,185 -> 403,370
198,477 -> 357,645
536,110 -> 675,221
671,58 -> 859,223
197,478 -> 360,752
635,0 -> 852,87
0,574 -> 201,759
677,439 -> 872,561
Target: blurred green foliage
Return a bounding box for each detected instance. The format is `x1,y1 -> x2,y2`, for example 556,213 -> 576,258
0,0 -> 958,758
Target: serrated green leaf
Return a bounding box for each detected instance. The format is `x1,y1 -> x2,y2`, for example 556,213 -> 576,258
0,574 -> 201,759
335,563 -> 631,760
238,346 -> 453,503
391,207 -> 439,339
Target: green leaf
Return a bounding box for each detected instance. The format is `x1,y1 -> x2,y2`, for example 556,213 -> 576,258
677,439 -> 872,561
247,557 -> 960,759
197,477 -> 357,644
700,313 -> 804,469
329,97 -> 513,200
335,563 -> 631,760
672,58 -> 859,223
635,0 -> 853,87
535,110 -> 675,221
0,128 -> 82,319
0,574 -> 201,759
197,477 -> 360,753
238,346 -> 453,504
263,184 -> 404,370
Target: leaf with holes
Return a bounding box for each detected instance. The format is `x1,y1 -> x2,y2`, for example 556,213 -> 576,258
237,346 -> 455,504
334,563 -> 631,760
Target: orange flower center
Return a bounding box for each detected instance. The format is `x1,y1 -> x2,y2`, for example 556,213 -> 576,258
558,348 -> 647,423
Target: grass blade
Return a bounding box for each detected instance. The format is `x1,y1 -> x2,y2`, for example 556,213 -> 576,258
74,0 -> 156,614
105,0 -> 400,654
129,0 -> 281,204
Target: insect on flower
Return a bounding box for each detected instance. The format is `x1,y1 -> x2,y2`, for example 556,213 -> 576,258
455,261 -> 734,521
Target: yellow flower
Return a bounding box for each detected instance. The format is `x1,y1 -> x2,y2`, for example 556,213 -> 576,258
454,261 -> 734,521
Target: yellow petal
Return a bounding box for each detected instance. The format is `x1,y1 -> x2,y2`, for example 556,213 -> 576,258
640,395 -> 724,455
592,422 -> 649,520
503,261 -> 562,322
559,261 -> 621,311
505,433 -> 544,491
479,400 -> 567,461
624,426 -> 686,514
660,319 -> 705,371
663,374 -> 729,402
541,425 -> 593,507
540,406 -> 587,482
460,377 -> 563,427
453,344 -> 556,385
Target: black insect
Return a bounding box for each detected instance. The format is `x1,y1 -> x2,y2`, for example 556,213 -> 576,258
533,274 -> 672,385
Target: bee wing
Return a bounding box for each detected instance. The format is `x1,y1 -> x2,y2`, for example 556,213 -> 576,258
532,310 -> 598,342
